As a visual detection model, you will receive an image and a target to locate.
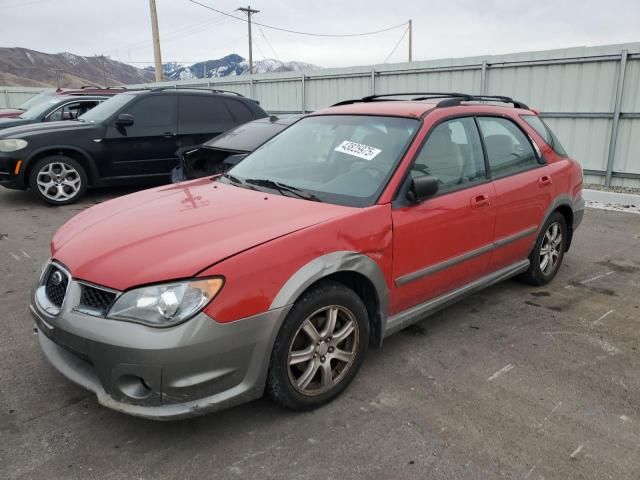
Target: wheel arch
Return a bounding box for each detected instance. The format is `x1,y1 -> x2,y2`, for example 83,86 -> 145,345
25,146 -> 98,185
269,252 -> 389,348
536,194 -> 575,252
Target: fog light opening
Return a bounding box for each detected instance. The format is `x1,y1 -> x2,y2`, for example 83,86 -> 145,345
118,374 -> 153,399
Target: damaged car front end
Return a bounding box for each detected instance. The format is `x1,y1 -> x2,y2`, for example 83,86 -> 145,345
171,114 -> 301,183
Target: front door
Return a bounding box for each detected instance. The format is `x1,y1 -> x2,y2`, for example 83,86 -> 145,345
390,117 -> 497,315
102,94 -> 178,179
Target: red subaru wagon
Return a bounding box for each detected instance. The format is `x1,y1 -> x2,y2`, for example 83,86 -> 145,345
31,93 -> 584,420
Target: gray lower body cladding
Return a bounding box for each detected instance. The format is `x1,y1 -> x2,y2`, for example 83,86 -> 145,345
31,300 -> 289,421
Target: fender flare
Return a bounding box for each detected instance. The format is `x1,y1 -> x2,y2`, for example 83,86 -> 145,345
25,145 -> 98,184
269,251 -> 390,346
535,194 -> 575,251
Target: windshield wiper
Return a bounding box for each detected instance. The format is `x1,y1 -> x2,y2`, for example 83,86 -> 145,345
244,178 -> 322,202
221,172 -> 258,190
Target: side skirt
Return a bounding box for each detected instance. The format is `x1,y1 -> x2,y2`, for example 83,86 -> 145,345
383,259 -> 530,338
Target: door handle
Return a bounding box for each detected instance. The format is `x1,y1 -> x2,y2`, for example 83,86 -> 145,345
163,132 -> 176,138
538,175 -> 552,186
471,193 -> 491,209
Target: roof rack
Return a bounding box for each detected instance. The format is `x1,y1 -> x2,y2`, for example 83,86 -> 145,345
435,94 -> 529,109
149,86 -> 244,97
332,92 -> 469,106
332,92 -> 529,109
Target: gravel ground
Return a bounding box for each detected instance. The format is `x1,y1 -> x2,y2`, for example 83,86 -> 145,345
1,187 -> 640,479
584,183 -> 640,195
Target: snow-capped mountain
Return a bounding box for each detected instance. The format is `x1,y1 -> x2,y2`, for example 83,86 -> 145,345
147,54 -> 319,81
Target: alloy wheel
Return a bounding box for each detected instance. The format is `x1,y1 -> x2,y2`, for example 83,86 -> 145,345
36,162 -> 82,202
539,221 -> 563,275
287,305 -> 359,396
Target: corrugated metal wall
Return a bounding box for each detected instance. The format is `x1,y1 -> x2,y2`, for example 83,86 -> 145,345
2,42 -> 639,187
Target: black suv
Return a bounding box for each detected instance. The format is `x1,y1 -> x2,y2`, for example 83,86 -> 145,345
0,95 -> 107,130
0,88 -> 267,204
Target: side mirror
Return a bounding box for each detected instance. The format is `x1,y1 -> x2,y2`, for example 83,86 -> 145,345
407,175 -> 439,203
115,113 -> 134,127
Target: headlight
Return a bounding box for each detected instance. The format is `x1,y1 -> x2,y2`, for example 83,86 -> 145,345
0,139 -> 28,153
107,278 -> 224,327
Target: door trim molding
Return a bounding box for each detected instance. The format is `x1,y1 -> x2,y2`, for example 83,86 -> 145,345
384,259 -> 530,337
394,226 -> 537,287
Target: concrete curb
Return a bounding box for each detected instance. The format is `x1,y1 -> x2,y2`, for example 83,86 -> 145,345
583,189 -> 640,207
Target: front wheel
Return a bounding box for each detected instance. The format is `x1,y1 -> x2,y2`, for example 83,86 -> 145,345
519,212 -> 567,286
28,155 -> 88,205
266,281 -> 369,411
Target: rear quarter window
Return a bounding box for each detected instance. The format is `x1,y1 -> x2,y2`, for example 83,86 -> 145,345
521,115 -> 568,157
224,99 -> 255,123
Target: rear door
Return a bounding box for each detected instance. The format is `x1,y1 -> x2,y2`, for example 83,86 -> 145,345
102,94 -> 179,178
477,116 -> 552,272
176,94 -> 239,148
390,116 -> 497,314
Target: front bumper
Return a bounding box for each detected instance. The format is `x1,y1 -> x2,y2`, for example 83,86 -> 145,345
0,152 -> 25,189
573,195 -> 585,231
31,283 -> 289,420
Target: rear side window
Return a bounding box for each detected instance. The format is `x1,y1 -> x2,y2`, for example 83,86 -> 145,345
477,117 -> 538,178
178,95 -> 236,134
521,115 -> 568,156
224,99 -> 254,123
411,117 -> 486,194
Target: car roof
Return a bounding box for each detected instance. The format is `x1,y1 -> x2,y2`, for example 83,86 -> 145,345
132,87 -> 253,100
313,101 -> 439,119
54,95 -> 109,102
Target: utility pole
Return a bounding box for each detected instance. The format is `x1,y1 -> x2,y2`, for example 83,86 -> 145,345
149,0 -> 163,82
408,19 -> 412,62
238,6 -> 259,74
100,55 -> 107,86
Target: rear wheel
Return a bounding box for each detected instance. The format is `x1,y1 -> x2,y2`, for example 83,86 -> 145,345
519,211 -> 567,286
266,281 -> 369,411
28,155 -> 88,205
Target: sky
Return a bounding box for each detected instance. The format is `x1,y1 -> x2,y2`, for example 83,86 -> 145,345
1,0 -> 639,69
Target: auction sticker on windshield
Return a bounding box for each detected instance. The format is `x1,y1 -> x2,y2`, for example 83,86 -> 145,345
334,140 -> 381,161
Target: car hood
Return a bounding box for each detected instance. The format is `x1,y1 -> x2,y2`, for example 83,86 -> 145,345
52,178 -> 355,291
0,120 -> 92,138
0,108 -> 24,119
0,117 -> 30,129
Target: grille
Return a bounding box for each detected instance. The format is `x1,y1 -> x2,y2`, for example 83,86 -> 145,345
79,284 -> 117,316
44,266 -> 69,308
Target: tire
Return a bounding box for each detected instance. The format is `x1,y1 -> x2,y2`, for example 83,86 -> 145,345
28,155 -> 88,205
266,280 -> 370,411
519,211 -> 567,286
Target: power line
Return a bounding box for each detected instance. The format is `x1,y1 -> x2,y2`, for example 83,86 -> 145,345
258,26 -> 281,62
104,13 -> 233,55
189,0 -> 408,37
383,26 -> 409,63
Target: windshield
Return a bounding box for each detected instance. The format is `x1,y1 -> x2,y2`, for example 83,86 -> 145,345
18,91 -> 56,111
204,117 -> 298,152
78,93 -> 136,123
224,115 -> 419,207
18,98 -> 60,120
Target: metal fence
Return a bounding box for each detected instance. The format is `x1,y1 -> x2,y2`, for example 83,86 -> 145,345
2,42 -> 639,187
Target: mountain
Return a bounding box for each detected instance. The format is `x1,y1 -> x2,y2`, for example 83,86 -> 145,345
147,54 -> 320,81
0,47 -> 154,87
0,48 -> 319,87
